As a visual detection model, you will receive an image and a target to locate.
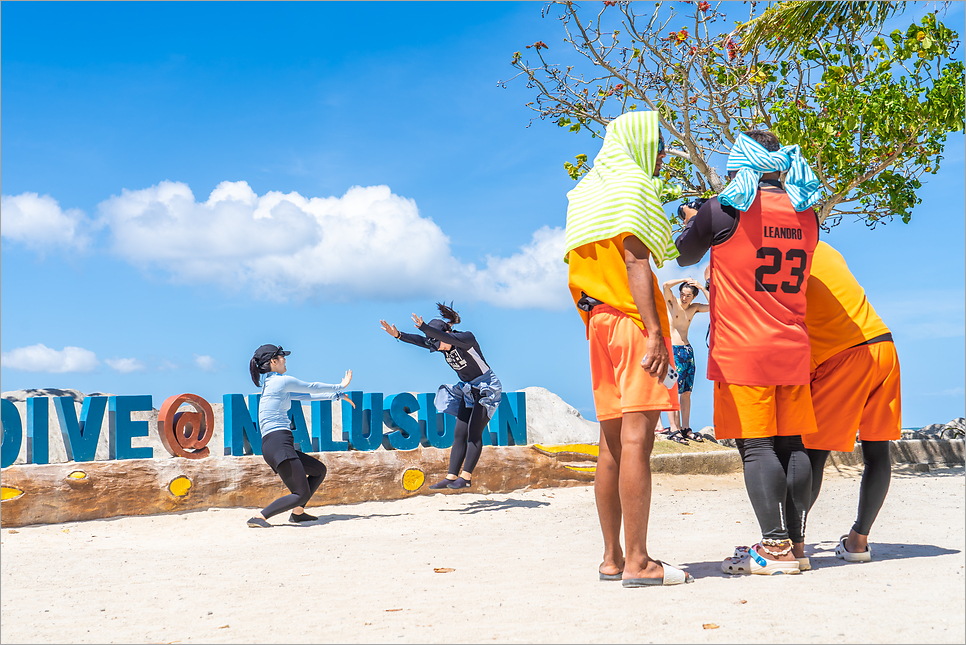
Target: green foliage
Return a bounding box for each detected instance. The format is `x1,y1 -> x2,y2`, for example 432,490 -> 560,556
504,1 -> 965,227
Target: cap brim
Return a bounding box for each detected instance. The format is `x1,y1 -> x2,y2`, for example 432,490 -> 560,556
278,350 -> 291,356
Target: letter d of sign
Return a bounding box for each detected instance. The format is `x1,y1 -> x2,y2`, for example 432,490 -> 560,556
158,394 -> 215,459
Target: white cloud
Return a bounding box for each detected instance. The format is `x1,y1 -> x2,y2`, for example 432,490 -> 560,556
105,357 -> 146,373
89,180 -> 571,309
194,355 -> 218,372
1,344 -> 99,373
469,226 -> 570,309
0,192 -> 92,252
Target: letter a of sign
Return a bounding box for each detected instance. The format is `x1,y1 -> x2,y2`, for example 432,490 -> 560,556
158,394 -> 215,459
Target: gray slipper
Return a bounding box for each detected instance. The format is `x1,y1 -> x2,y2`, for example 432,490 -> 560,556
599,571 -> 623,581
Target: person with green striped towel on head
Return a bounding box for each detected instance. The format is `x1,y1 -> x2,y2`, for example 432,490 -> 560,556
565,110 -> 692,587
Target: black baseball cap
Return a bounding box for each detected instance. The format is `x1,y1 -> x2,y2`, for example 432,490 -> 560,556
253,344 -> 290,366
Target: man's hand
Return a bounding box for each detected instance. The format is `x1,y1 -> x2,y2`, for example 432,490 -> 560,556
379,320 -> 400,338
641,336 -> 670,382
411,313 -> 424,328
680,204 -> 698,224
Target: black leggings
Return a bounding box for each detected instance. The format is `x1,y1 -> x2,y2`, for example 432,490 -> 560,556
261,453 -> 327,519
808,440 -> 892,536
448,399 -> 491,477
736,436 -> 812,542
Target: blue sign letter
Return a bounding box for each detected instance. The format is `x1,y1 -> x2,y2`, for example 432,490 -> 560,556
417,393 -> 454,449
1,399 -> 23,468
27,397 -> 49,465
383,393 -> 421,451
288,401 -> 317,452
54,396 -> 107,462
223,394 -> 262,456
488,392 -> 527,446
109,395 -> 154,460
312,400 -> 347,452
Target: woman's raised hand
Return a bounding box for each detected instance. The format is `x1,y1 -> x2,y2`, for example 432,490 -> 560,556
379,320 -> 400,338
411,313 -> 424,328
340,369 -> 352,388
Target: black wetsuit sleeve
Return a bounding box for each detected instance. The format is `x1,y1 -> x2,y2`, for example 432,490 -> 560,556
418,324 -> 476,350
396,331 -> 433,350
675,197 -> 739,266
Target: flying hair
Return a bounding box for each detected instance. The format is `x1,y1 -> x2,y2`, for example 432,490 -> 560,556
436,302 -> 461,330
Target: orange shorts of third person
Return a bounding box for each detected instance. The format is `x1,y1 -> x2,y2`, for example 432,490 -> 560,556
588,304 -> 679,422
804,341 -> 901,452
713,382 -> 818,440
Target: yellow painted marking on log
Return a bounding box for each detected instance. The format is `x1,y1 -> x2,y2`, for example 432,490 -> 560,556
401,468 -> 425,491
564,465 -> 597,473
168,476 -> 192,497
68,471 -> 87,480
1,486 -> 24,501
532,443 -> 599,457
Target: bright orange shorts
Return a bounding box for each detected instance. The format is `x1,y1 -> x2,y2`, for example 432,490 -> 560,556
588,304 -> 678,421
804,341 -> 901,452
713,382 -> 817,440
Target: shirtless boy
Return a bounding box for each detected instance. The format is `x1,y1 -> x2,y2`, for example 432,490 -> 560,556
659,277 -> 709,443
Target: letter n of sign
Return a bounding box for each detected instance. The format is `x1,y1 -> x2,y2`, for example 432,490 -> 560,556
158,394 -> 215,459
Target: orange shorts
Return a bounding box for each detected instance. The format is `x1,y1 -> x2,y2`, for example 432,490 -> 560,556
804,341 -> 901,452
588,304 -> 679,421
713,382 -> 817,440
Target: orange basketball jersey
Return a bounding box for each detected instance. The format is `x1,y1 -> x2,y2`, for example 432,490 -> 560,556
707,189 -> 818,385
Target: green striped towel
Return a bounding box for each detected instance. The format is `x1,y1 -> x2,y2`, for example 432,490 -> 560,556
564,111 -> 679,268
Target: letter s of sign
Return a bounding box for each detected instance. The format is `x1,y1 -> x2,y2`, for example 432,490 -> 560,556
158,394 -> 215,459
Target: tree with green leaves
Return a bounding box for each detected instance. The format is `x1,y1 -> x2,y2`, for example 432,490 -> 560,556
503,1 -> 964,227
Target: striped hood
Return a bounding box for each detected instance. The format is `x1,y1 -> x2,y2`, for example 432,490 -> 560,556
564,111 -> 679,268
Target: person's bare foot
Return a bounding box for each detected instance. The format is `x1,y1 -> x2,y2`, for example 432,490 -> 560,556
599,552 -> 625,577
622,558 -> 665,581
754,542 -> 797,562
845,530 -> 870,553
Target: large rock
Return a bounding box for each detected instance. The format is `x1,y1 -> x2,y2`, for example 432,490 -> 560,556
0,446 -> 594,527
522,386 -> 599,445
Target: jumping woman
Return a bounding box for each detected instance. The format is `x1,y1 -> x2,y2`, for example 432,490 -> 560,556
246,343 -> 354,528
380,303 -> 502,491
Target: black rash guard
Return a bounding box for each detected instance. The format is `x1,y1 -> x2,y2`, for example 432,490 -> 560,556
397,324 -> 492,382
675,180 -> 803,267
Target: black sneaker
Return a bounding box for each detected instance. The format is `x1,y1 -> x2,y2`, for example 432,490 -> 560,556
289,512 -> 318,523
447,477 -> 471,489
247,517 -> 272,528
429,479 -> 456,490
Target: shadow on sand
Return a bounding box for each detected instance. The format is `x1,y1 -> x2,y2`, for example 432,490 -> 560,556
438,498 -> 551,515
280,512 -> 412,527
679,541 -> 961,578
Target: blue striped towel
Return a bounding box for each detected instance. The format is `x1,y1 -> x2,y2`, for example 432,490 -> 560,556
719,133 -> 821,212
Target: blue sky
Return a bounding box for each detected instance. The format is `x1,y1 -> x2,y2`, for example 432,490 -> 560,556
2,1 -> 963,430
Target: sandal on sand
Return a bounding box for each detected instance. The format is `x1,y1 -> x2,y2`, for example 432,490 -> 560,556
683,428 -> 704,442
667,430 -> 689,445
722,548 -> 801,575
599,571 -> 623,581
622,561 -> 694,587
733,545 -> 810,571
835,535 -> 872,563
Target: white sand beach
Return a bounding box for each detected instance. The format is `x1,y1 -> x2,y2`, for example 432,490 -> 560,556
2,465 -> 963,644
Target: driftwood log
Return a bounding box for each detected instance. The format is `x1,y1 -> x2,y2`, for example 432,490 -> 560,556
0,446 -> 594,528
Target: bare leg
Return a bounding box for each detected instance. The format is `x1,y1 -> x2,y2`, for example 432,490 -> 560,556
668,409 -> 682,435
596,418 -> 625,577
616,410 -> 665,579
679,392 -> 692,430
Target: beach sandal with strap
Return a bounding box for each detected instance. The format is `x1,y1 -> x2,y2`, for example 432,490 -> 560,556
835,535 -> 872,563
683,427 -> 704,442
622,561 -> 694,587
721,547 -> 801,575
667,430 -> 689,445
733,544 -> 810,571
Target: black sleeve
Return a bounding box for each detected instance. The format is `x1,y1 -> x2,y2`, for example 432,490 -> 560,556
675,197 -> 739,267
396,331 -> 433,350
418,324 -> 476,350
